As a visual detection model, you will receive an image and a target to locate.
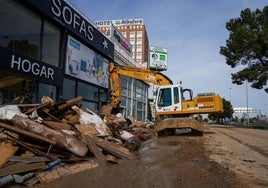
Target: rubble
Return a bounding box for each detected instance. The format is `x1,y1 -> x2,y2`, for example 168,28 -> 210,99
0,96 -> 152,186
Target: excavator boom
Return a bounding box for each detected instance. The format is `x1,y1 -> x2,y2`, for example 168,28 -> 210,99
108,62 -> 172,106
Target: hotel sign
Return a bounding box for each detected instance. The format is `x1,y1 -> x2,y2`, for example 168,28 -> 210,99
96,18 -> 143,26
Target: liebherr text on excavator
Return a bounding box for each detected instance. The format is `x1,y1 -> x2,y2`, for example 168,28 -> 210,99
107,62 -> 223,136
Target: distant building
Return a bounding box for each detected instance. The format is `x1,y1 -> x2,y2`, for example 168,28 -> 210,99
96,18 -> 149,68
96,19 -> 151,121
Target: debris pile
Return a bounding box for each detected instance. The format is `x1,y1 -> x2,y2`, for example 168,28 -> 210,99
0,96 -> 152,186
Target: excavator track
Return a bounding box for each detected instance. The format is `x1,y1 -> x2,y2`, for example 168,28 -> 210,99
154,117 -> 204,136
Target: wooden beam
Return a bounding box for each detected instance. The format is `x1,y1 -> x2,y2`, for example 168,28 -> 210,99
0,161 -> 46,176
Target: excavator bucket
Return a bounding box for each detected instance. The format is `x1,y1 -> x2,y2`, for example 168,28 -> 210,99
154,117 -> 204,136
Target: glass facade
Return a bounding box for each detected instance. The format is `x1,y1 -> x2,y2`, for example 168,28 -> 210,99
42,20 -> 60,66
62,77 -> 108,111
0,0 -> 41,59
120,76 -> 148,121
0,0 -> 147,120
0,0 -> 109,109
0,0 -> 60,104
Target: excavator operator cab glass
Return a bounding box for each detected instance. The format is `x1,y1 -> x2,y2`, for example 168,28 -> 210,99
157,87 -> 172,107
173,87 -> 179,104
156,85 -> 182,112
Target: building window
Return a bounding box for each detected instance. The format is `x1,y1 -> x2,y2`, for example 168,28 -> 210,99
63,78 -> 76,99
136,59 -> 142,64
42,20 -> 60,67
0,72 -> 37,104
136,37 -> 142,44
136,52 -> 142,59
38,83 -> 56,102
137,30 -> 142,37
121,32 -> 126,38
130,38 -> 135,44
0,0 -> 61,67
80,101 -> 98,111
136,44 -> 142,52
78,82 -> 98,101
132,46 -> 136,53
99,88 -> 107,102
130,31 -> 135,38
0,0 -> 41,59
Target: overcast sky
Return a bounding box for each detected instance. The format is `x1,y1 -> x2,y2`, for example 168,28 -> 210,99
67,0 -> 268,116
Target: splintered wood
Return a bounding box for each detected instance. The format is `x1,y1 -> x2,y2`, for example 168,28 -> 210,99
37,160 -> 99,183
0,96 -> 151,186
0,141 -> 19,168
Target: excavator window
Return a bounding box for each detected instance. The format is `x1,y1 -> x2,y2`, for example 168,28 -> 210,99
157,88 -> 172,107
173,87 -> 179,104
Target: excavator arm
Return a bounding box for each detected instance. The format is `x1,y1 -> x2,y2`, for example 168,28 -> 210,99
108,62 -> 172,106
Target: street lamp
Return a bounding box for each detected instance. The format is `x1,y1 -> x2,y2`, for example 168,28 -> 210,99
246,81 -> 249,126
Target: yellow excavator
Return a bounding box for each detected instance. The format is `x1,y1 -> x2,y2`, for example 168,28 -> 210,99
106,62 -> 223,136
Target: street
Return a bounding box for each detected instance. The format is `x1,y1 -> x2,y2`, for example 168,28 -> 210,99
34,124 -> 268,188
204,124 -> 268,187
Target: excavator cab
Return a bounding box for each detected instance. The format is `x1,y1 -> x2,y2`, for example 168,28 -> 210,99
155,85 -> 182,113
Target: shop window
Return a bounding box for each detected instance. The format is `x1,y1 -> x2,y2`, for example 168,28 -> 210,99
63,78 -> 76,99
42,20 -> 60,67
38,83 -> 56,103
99,89 -> 107,102
0,0 -> 41,59
80,101 -> 98,111
0,73 -> 36,104
78,82 -> 98,101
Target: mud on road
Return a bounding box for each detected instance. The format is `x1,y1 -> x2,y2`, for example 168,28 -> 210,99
35,124 -> 268,188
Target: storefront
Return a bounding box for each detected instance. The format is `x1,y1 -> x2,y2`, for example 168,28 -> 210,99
0,0 -> 114,110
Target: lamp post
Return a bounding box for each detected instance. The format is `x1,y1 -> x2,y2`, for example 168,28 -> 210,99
229,87 -> 232,123
246,81 -> 249,126
265,104 -> 267,123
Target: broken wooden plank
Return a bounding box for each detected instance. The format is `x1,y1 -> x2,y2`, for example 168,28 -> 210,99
4,132 -> 55,159
42,109 -> 61,122
42,120 -> 72,130
11,115 -> 88,157
8,156 -> 50,163
24,101 -> 52,115
0,141 -> 19,168
90,135 -> 134,160
36,159 -> 99,183
82,135 -> 106,165
0,161 -> 46,176
75,124 -> 99,136
0,122 -> 59,146
58,96 -> 82,111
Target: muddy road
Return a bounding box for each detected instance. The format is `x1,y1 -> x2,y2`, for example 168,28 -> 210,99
36,124 -> 268,188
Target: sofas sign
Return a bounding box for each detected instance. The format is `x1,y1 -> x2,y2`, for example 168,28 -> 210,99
24,0 -> 114,60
